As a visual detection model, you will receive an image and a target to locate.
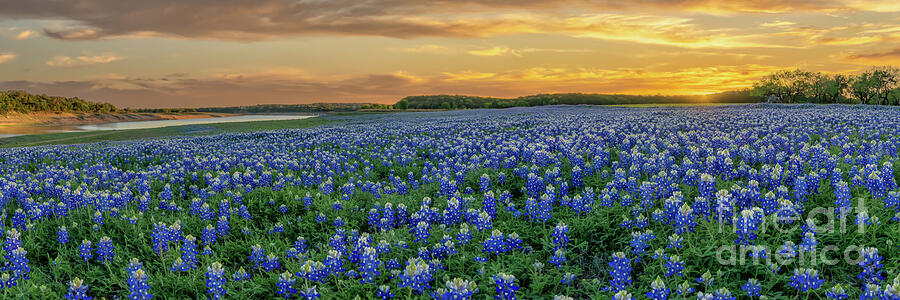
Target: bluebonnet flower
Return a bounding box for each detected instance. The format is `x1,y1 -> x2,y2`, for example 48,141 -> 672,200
505,232 -> 522,250
65,277 -> 91,300
696,271 -> 714,287
173,235 -> 198,271
561,273 -> 575,286
712,288 -> 735,300
609,252 -> 631,292
826,284 -> 848,300
269,223 -> 285,235
126,259 -> 152,300
645,276 -> 669,300
799,233 -> 817,253
676,281 -> 694,296
665,255 -> 684,277
834,181 -> 852,218
263,253 -> 281,272
413,221 -> 430,243
480,173 -> 491,192
96,236 -> 114,263
435,278 -> 478,300
630,230 -> 655,260
667,234 -> 682,249
788,268 -> 823,292
652,249 -> 667,260
883,279 -> 900,299
276,271 -> 297,298
860,284 -> 881,300
233,267 -> 251,281
483,191 -> 498,218
613,290 -> 633,300
552,222 -> 569,250
741,278 -> 761,297
474,211 -> 493,232
359,247 -> 381,284
482,229 -> 507,255
856,210 -> 878,226
674,203 -> 697,234
549,248 -> 566,268
293,236 -> 308,254
399,258 -> 432,294
4,245 -> 31,287
216,216 -> 230,237
79,240 -> 93,262
201,225 -> 217,246
250,244 -> 265,269
57,226 -> 69,245
457,224 -> 472,245
300,286 -> 321,300
493,273 -> 518,300
734,208 -> 764,245
152,222 -> 169,255
324,249 -> 344,276
377,285 -> 395,299
715,190 -> 735,224
779,241 -> 797,259
858,247 -> 883,284
206,262 -> 226,300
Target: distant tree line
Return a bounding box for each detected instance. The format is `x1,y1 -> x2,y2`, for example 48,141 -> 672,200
396,90 -> 759,110
197,103 -> 370,113
128,108 -> 198,113
0,90 -> 117,114
751,66 -> 900,105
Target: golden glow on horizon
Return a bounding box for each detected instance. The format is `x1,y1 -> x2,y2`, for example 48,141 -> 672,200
0,0 -> 898,107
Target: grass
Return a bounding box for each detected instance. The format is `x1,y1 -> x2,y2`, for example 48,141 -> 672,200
0,116 -> 335,148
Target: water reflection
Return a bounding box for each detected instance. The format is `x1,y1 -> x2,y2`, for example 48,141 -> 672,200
0,115 -> 315,138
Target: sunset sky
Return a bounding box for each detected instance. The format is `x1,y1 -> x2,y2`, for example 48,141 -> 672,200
1,0 -> 899,108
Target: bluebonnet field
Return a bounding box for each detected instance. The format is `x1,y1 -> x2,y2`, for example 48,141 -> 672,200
0,104 -> 899,299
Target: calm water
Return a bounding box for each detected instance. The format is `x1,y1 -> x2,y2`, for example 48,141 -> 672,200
0,114 -> 316,138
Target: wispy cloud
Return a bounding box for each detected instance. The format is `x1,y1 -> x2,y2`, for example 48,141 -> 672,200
46,54 -> 122,67
1,0 -> 897,42
466,46 -> 590,57
761,20 -> 797,28
0,52 -> 16,64
843,47 -> 900,63
389,44 -> 453,54
13,30 -> 36,40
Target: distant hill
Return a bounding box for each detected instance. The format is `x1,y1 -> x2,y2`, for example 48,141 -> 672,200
0,90 -> 117,114
397,90 -> 760,109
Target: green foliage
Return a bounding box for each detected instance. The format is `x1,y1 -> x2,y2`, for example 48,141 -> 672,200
399,91 -> 759,109
197,103 -> 370,113
0,90 -> 117,114
752,66 -> 900,105
394,100 -> 409,110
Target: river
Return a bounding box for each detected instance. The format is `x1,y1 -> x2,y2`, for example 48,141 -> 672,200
0,114 -> 316,138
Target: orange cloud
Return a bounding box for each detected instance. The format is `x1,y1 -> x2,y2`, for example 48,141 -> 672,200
13,30 -> 36,40
843,48 -> 900,64
0,52 -> 16,64
2,0 -> 897,41
46,54 -> 122,67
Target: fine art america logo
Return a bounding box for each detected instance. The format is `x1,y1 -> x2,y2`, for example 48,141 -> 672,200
715,196 -> 881,267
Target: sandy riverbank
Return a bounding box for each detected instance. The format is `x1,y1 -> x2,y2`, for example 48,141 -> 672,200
0,112 -> 236,127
